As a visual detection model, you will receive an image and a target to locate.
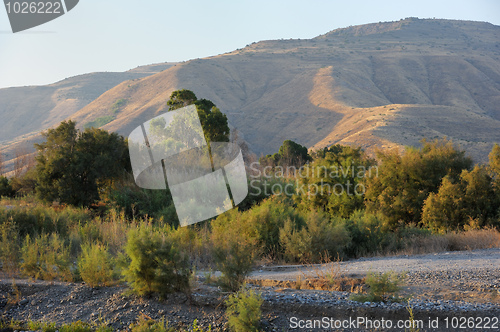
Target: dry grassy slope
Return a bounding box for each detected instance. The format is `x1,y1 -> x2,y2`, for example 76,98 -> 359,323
3,18 -> 500,169
67,18 -> 500,162
0,63 -> 176,164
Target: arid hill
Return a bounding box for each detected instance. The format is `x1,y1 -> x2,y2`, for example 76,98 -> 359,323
0,63 -> 175,168
2,18 -> 500,172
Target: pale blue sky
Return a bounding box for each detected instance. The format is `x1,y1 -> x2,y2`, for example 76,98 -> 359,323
0,0 -> 499,88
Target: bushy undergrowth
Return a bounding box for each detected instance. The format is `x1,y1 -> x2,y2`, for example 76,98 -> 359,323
0,195 -> 499,297
121,224 -> 191,297
280,210 -> 351,262
211,210 -> 260,291
20,233 -> 73,281
0,204 -> 90,238
0,219 -> 20,274
351,271 -> 405,303
78,243 -> 115,287
225,286 -> 263,332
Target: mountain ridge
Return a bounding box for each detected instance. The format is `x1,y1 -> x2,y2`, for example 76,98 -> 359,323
1,18 -> 500,173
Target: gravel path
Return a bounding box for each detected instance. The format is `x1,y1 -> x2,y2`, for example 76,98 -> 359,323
1,249 -> 499,331
250,248 -> 500,281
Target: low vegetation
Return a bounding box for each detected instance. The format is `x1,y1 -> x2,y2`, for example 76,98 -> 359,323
350,271 -> 406,303
0,90 -> 499,328
225,286 -> 263,332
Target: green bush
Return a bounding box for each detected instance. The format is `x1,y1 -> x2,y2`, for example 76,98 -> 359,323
279,210 -> 351,262
211,210 -> 260,291
0,220 -> 20,274
0,176 -> 14,197
0,205 -> 90,238
225,286 -> 263,332
20,233 -> 73,281
343,211 -> 394,257
218,196 -> 304,258
108,185 -> 178,225
121,224 -> 190,297
351,271 -> 405,303
27,320 -> 57,332
78,243 -> 115,287
130,318 -> 172,332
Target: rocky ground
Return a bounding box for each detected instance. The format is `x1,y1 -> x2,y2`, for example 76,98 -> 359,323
1,249 -> 499,331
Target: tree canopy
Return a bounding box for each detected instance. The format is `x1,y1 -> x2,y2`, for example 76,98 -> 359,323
34,120 -> 130,207
166,89 -> 230,143
364,138 -> 473,229
260,140 -> 311,168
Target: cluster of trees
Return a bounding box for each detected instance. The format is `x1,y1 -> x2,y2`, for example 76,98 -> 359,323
258,139 -> 500,233
0,90 -> 230,216
1,87 -> 499,235
259,139 -> 311,168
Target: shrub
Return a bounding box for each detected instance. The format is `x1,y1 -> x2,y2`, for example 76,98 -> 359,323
0,220 -> 20,274
130,317 -> 172,332
211,210 -> 259,291
343,211 -> 394,257
108,184 -> 178,225
279,210 -> 351,262
351,271 -> 405,303
20,233 -> 73,281
225,286 -> 263,332
121,224 -> 191,297
0,176 -> 14,197
0,205 -> 90,238
27,321 -> 57,332
78,243 -> 115,287
219,196 -> 304,258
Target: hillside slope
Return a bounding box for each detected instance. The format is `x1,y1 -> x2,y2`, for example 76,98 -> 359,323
2,18 -> 500,170
71,18 -> 500,162
0,63 -> 176,143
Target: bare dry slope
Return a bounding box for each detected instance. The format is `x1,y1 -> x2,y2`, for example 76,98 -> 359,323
69,18 -> 500,162
0,63 -> 176,166
2,18 -> 500,168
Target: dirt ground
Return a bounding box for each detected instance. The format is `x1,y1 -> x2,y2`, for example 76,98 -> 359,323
1,249 -> 499,331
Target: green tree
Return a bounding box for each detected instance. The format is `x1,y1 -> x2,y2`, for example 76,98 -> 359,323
0,176 -> 14,197
422,166 -> 499,232
365,138 -> 472,229
421,176 -> 465,232
295,145 -> 375,218
259,140 -> 311,168
489,144 -> 500,176
166,89 -> 230,143
34,121 -> 130,207
490,144 -> 500,191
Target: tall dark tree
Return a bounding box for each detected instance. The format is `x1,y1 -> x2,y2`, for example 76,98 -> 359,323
259,140 -> 311,168
166,89 -> 230,143
35,120 -> 130,207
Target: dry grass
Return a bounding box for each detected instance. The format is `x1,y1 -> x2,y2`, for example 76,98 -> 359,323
398,228 -> 500,256
298,254 -> 364,292
445,228 -> 500,251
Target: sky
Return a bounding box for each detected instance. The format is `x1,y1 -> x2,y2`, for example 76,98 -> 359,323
0,0 -> 499,89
